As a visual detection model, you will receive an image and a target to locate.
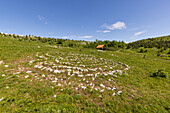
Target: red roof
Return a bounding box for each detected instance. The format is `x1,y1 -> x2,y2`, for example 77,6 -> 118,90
96,44 -> 105,48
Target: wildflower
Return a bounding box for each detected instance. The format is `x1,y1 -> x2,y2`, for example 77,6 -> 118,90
53,95 -> 56,98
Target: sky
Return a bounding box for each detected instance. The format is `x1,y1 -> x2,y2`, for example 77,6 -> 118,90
0,0 -> 170,42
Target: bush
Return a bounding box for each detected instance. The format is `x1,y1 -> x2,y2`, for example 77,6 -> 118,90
106,47 -> 118,51
167,50 -> 170,54
139,48 -> 144,53
157,53 -> 161,57
150,69 -> 167,78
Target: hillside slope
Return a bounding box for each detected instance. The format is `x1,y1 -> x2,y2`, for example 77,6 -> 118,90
127,35 -> 170,49
0,35 -> 169,112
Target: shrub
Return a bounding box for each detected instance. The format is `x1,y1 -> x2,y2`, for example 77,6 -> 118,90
167,50 -> 170,54
139,48 -> 144,53
150,69 -> 167,78
157,53 -> 161,57
160,49 -> 163,52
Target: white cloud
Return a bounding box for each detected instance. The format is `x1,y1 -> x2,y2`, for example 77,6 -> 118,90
79,36 -> 93,38
103,22 -> 126,30
134,30 -> 146,36
103,30 -> 111,33
96,30 -> 111,33
37,15 -> 48,24
61,35 -> 76,39
38,15 -> 45,20
60,35 -> 93,39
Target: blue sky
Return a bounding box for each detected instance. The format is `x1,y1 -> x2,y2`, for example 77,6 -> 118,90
0,0 -> 170,42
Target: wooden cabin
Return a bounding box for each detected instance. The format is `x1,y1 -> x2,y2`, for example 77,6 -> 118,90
96,44 -> 105,50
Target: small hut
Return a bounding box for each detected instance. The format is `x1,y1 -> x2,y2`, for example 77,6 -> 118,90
96,44 -> 105,50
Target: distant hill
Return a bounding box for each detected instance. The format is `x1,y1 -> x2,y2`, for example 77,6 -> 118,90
127,35 -> 170,49
0,32 -> 87,47
1,32 -> 170,50
0,32 -> 126,49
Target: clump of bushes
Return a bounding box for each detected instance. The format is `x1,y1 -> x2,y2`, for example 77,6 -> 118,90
150,69 -> 167,78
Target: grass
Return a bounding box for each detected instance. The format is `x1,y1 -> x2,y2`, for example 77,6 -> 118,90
0,36 -> 169,112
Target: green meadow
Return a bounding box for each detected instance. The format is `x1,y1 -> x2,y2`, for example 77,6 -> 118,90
0,35 -> 169,112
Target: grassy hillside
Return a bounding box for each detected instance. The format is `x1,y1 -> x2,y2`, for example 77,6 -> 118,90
127,35 -> 170,49
0,35 -> 169,112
